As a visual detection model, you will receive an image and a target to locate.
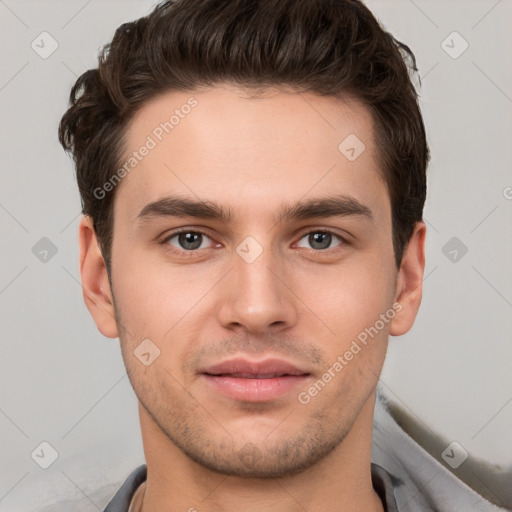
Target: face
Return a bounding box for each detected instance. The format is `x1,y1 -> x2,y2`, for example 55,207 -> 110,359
81,84 -> 424,478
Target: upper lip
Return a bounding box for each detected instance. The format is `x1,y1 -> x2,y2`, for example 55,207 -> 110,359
199,358 -> 310,377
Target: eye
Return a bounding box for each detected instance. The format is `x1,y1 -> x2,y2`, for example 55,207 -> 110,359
164,231 -> 213,251
296,231 -> 344,250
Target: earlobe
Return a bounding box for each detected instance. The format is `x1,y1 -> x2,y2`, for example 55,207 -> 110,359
78,216 -> 119,339
389,221 -> 426,336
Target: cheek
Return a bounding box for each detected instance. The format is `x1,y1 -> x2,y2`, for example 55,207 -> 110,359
303,260 -> 395,342
111,251 -> 220,350
305,267 -> 393,403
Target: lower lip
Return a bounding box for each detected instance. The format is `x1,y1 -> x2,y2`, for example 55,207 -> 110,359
201,374 -> 311,402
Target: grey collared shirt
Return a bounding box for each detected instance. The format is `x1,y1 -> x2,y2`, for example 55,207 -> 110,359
102,463 -> 399,512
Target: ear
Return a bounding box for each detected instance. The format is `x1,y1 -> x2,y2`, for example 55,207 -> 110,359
389,221 -> 426,336
78,216 -> 119,338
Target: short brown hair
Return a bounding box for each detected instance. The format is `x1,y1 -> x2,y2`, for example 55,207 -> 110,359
58,0 -> 429,274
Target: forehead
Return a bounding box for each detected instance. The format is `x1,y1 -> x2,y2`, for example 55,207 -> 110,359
114,84 -> 389,225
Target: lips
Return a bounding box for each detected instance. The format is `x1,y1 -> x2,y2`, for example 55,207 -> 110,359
198,358 -> 311,402
201,358 -> 309,378
214,373 -> 290,379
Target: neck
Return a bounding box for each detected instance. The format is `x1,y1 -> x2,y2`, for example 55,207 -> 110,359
138,392 -> 384,512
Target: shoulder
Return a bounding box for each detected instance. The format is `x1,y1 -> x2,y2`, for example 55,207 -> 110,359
372,385 -> 511,511
37,466 -> 147,512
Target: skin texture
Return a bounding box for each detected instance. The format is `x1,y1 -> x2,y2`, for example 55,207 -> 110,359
79,84 -> 426,512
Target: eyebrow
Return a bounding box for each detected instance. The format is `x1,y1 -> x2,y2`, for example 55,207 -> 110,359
135,194 -> 373,225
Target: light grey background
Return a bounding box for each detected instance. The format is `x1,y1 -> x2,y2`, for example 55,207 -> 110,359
1,0 -> 511,510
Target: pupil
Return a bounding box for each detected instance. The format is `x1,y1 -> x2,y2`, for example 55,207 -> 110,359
180,232 -> 202,250
310,232 -> 331,250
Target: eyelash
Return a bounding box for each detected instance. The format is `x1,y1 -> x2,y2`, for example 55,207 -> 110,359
159,228 -> 348,256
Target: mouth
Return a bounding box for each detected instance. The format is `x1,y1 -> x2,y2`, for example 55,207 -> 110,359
198,358 -> 312,402
208,372 -> 300,378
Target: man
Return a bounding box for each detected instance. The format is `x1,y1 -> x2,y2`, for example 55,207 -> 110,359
57,0 -> 508,511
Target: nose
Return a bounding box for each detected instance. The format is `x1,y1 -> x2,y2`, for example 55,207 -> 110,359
216,241 -> 298,335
